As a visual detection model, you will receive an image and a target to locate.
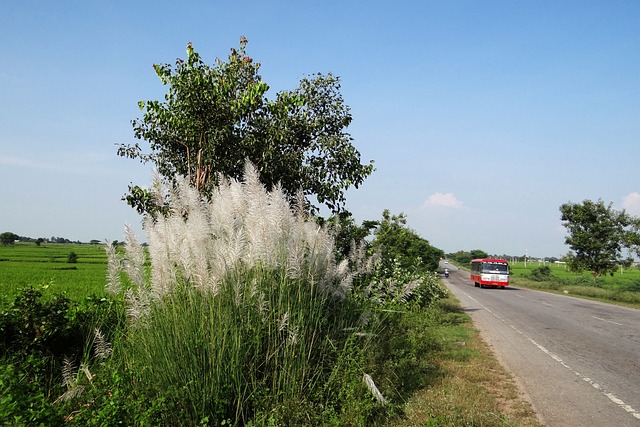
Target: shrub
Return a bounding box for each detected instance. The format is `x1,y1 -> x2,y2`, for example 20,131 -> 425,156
359,258 -> 447,309
0,287 -> 126,425
0,287 -> 124,361
67,251 -> 78,263
528,265 -> 553,282
1,286 -> 75,357
0,359 -> 62,426
618,281 -> 640,292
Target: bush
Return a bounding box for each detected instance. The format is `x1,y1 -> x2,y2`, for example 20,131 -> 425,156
0,359 -> 62,426
618,281 -> 640,292
0,287 -> 124,360
1,286 -> 75,357
67,251 -> 78,263
358,259 -> 447,309
528,266 -> 553,282
0,287 -> 126,425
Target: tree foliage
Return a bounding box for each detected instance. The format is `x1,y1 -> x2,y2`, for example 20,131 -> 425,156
118,38 -> 374,215
0,232 -> 18,246
448,249 -> 489,265
317,211 -> 378,262
560,199 -> 639,278
528,265 -> 553,282
370,210 -> 444,273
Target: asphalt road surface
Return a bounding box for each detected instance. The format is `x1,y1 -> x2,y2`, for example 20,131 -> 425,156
440,262 -> 640,426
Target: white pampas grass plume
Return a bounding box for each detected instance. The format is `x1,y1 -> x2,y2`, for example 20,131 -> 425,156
124,224 -> 146,288
363,373 -> 388,405
125,288 -> 150,321
112,160 -> 356,319
288,324 -> 298,345
278,311 -> 290,333
104,240 -> 122,295
80,363 -> 94,381
93,328 -> 112,360
55,357 -> 86,403
400,279 -> 421,304
61,356 -> 76,388
150,170 -> 166,208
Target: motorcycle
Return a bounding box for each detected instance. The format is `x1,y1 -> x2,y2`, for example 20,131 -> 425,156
444,269 -> 449,278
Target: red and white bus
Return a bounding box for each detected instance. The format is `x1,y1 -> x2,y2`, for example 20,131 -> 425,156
470,258 -> 510,288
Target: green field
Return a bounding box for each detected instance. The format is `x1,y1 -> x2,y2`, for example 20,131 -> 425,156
0,242 -> 109,301
509,260 -> 640,288
505,260 -> 640,306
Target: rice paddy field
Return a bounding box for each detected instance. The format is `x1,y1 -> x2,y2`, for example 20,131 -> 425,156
0,242 -> 109,301
509,260 -> 640,288
504,260 -> 640,307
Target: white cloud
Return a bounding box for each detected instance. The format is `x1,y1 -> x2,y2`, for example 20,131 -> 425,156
0,155 -> 72,172
0,154 -> 106,175
622,192 -> 640,216
422,192 -> 464,209
0,156 -> 38,167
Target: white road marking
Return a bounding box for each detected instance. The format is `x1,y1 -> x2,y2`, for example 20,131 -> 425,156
592,316 -> 623,326
462,290 -> 640,421
542,302 -> 554,307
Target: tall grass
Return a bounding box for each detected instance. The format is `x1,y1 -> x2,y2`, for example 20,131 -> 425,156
107,163 -> 371,425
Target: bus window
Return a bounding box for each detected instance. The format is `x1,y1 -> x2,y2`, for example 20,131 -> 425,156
482,263 -> 509,274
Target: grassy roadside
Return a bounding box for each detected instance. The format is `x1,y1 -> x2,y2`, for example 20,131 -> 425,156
511,276 -> 640,309
509,261 -> 640,308
386,296 -> 542,427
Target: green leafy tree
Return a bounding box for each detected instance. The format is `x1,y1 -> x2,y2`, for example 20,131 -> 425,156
362,210 -> 446,309
560,199 -> 638,278
469,249 -> 489,260
448,249 -> 488,265
370,210 -> 444,273
0,232 -> 18,246
118,38 -> 374,215
448,250 -> 469,265
317,212 -> 378,261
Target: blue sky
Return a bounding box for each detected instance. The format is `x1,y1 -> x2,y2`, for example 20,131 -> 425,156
1,1 -> 639,258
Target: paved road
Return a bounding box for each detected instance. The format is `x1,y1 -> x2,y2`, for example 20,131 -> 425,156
440,262 -> 640,426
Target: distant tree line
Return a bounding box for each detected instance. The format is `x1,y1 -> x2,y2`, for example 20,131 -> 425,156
447,250 -> 562,265
0,232 -> 103,246
446,250 -> 489,265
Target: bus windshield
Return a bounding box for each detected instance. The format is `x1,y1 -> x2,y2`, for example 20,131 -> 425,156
482,262 -> 509,274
